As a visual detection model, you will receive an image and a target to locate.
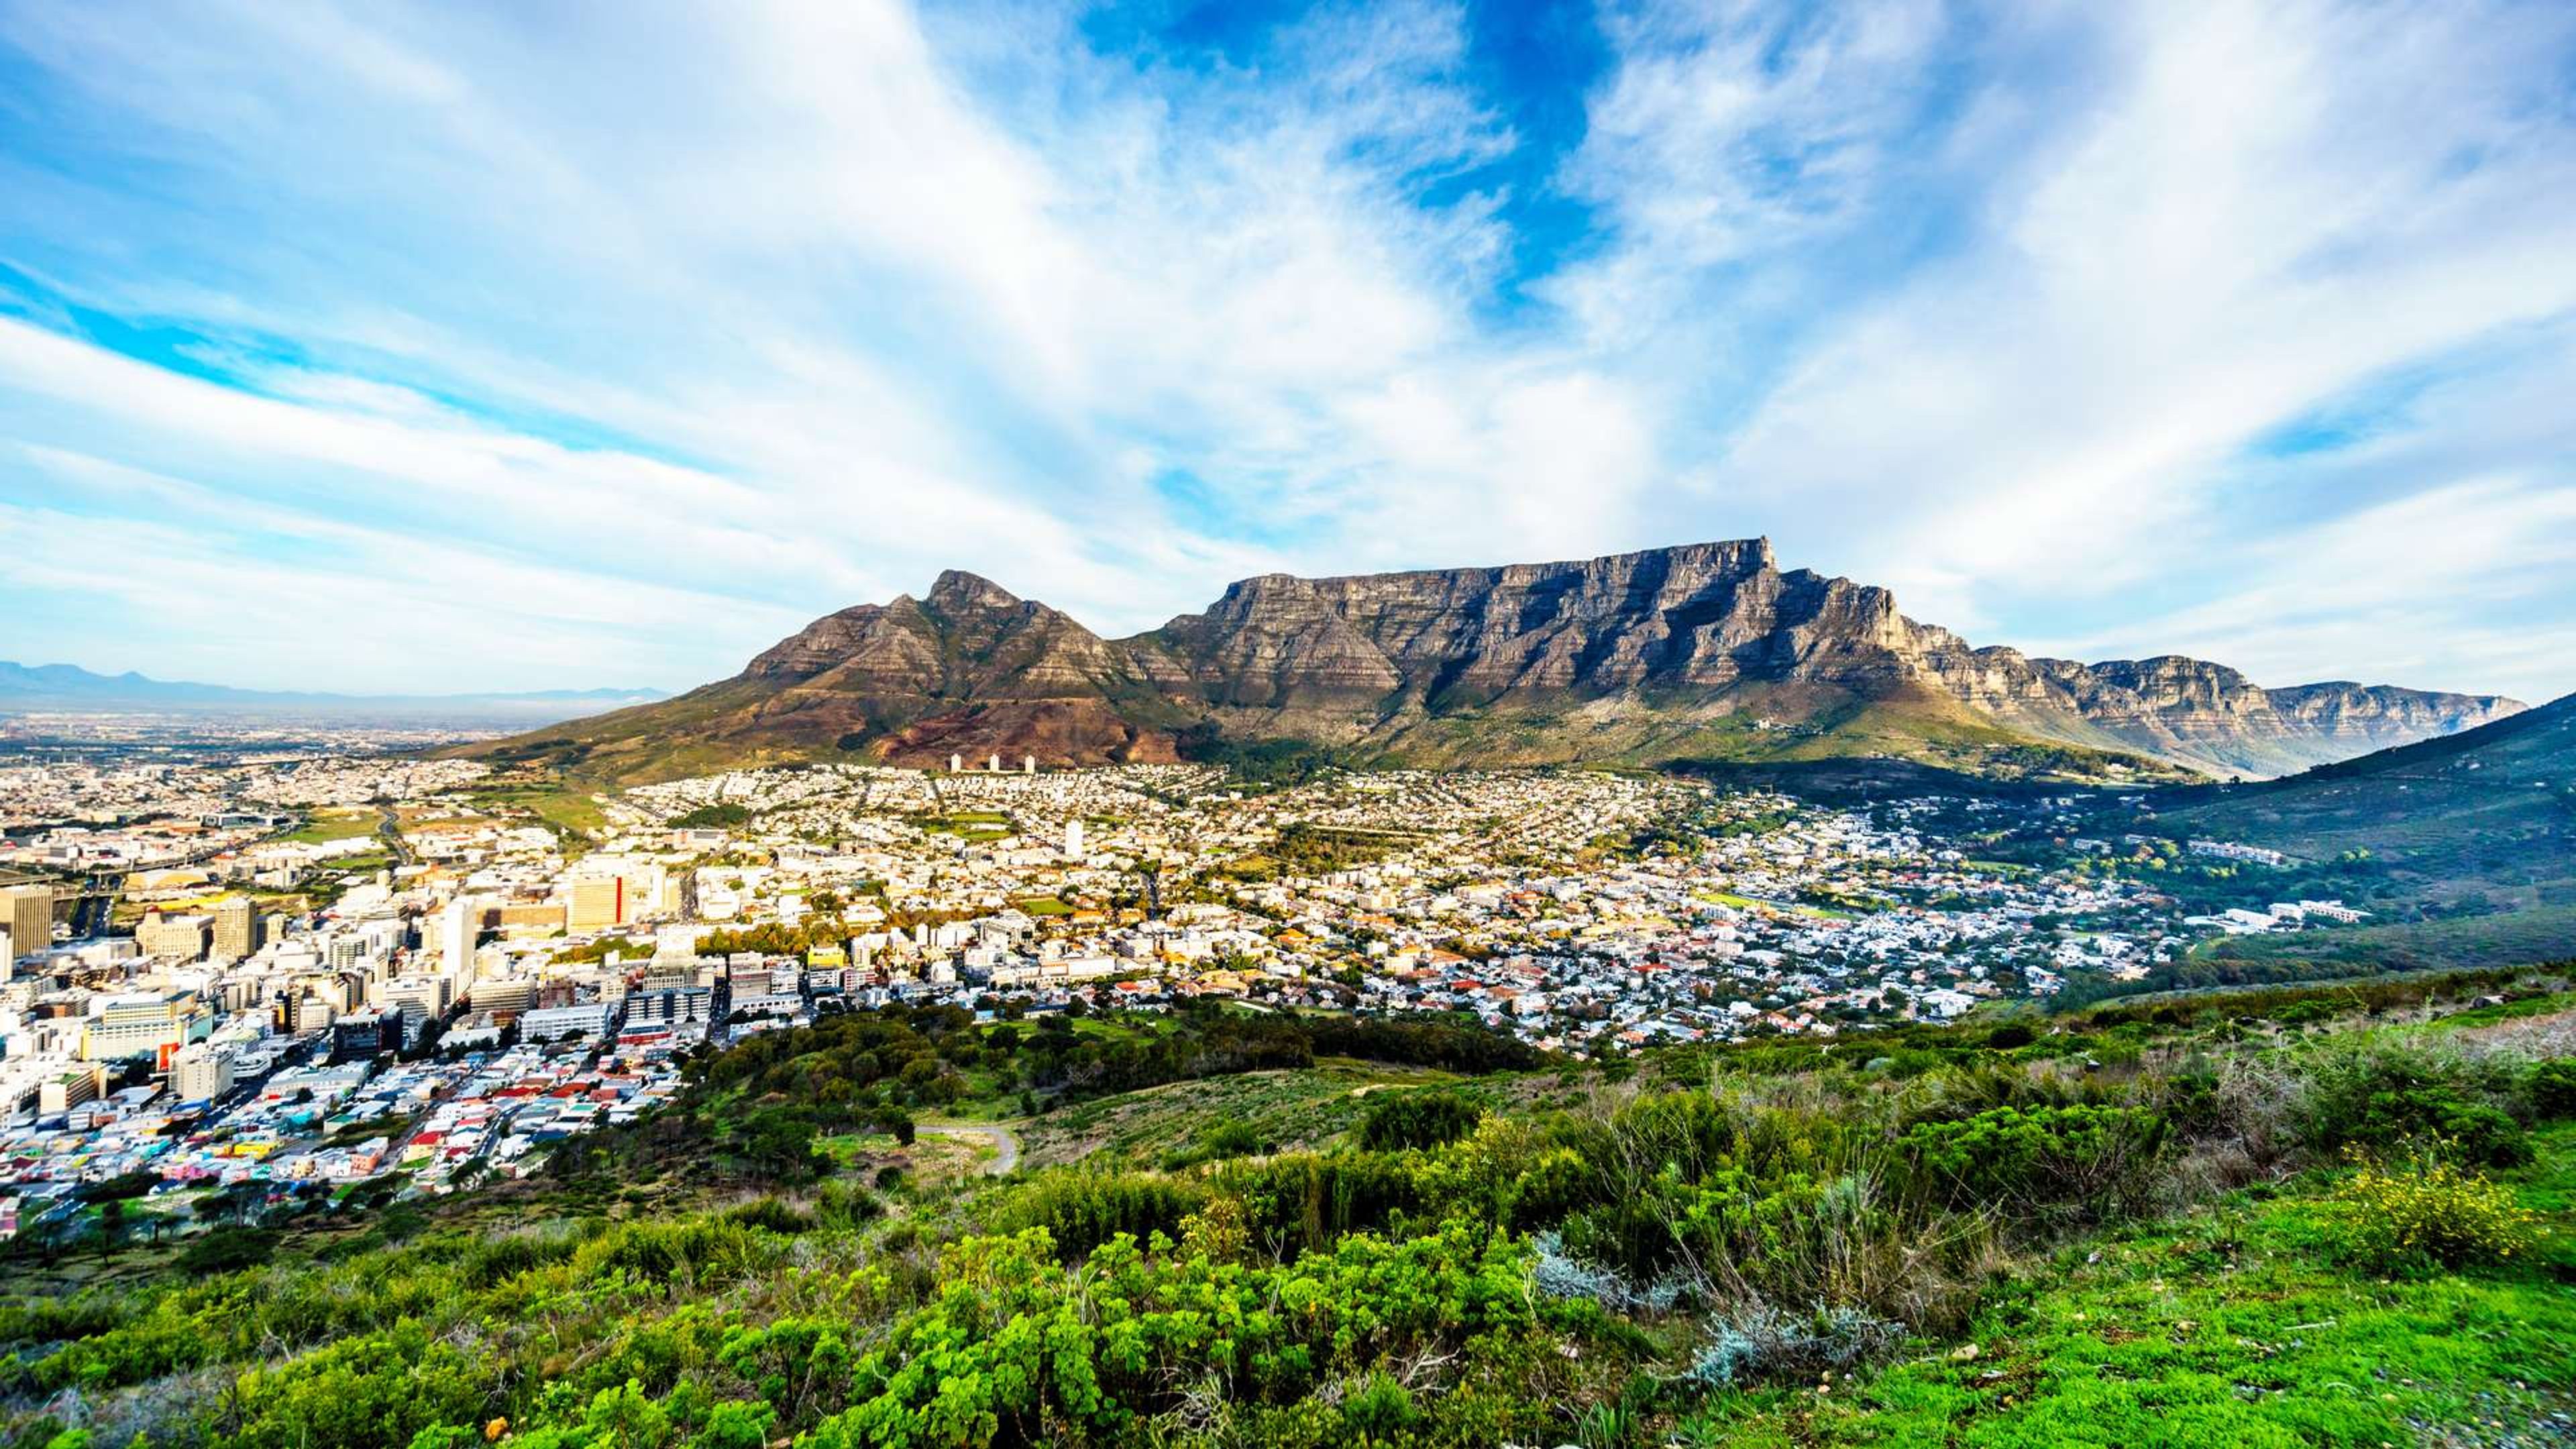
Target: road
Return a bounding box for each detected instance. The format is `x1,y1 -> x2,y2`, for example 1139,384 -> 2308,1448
920,1121 -> 1020,1176
376,805 -> 413,867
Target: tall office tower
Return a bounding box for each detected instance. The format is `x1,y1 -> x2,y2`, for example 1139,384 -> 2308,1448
441,896 -> 477,980
948,753 -> 963,773
2,885 -> 51,965
1022,755 -> 1035,774
215,896 -> 262,961
1064,820 -> 1084,859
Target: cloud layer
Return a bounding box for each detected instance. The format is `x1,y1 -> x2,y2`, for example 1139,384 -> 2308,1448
1,0 -> 2570,700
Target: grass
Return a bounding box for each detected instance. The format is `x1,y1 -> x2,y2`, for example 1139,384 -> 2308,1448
1690,1122 -> 2576,1447
1695,888 -> 1853,920
462,783 -> 610,841
2198,903 -> 2576,974
1017,1058 -> 1474,1170
278,808 -> 380,845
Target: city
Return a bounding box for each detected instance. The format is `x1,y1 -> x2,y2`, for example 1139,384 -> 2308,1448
0,732 -> 2376,1242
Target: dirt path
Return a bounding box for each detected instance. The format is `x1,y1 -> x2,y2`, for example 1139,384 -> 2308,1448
920,1121 -> 1021,1176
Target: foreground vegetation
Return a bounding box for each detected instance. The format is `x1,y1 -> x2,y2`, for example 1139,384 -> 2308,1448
5,971 -> 2572,1448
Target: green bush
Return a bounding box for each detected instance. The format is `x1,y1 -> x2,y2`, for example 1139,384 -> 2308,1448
804,1218 -> 1541,1448
987,1171 -> 1208,1260
2296,1044 -> 2531,1167
1358,1089 -> 1484,1151
2530,1059 -> 2576,1119
1899,1104 -> 2169,1218
176,1225 -> 280,1275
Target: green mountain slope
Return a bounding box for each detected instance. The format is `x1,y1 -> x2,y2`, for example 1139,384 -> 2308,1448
2169,690 -> 2576,896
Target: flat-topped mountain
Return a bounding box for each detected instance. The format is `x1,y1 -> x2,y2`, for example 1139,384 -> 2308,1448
466,540 -> 2523,783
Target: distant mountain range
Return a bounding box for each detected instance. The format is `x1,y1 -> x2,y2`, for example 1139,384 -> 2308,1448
0,661 -> 664,724
458,539 -> 2525,784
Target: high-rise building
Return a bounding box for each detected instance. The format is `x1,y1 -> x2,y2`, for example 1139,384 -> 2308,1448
80,991 -> 214,1068
567,877 -> 625,933
441,896 -> 478,980
172,1043 -> 235,1102
214,896 -> 262,961
136,910 -> 213,962
1064,820 -> 1085,859
2,885 -> 51,965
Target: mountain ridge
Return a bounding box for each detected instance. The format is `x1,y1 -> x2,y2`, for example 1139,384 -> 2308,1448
459,539 -> 2525,782
0,661 -> 665,721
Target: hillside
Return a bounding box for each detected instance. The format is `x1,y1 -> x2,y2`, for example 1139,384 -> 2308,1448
2169,690 -> 2576,896
457,541 -> 2516,784
6,974 -> 2572,1448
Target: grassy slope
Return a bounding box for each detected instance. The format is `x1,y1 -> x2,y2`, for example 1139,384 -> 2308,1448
1018,1058 -> 1475,1169
7,983 -> 2573,1448
1703,1122 -> 2576,1448
2168,693 -> 2574,884
2163,692 -> 2575,968
2198,902 -> 2576,974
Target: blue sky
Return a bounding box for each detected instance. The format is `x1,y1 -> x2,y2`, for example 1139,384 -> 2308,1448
2,0 -> 2573,702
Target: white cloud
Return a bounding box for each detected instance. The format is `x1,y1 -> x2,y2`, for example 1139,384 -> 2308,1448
0,0 -> 2570,705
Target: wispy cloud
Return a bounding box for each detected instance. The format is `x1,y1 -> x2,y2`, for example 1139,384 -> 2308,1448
0,0 -> 2570,700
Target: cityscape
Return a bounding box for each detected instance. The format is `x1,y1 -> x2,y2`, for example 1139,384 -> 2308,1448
0,725 -> 2379,1241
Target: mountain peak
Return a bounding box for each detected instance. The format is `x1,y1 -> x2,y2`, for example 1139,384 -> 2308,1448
925,570 -> 1021,612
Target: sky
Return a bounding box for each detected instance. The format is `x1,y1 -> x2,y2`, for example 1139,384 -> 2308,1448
1,0 -> 2573,703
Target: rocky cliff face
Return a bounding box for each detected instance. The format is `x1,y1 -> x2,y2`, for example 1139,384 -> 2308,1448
1904,643 -> 2522,777
1143,540 -> 1920,704
483,541 -> 2524,780
1134,543 -> 2518,775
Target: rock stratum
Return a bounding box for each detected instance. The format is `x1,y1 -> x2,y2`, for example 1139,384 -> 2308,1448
472,540 -> 2522,783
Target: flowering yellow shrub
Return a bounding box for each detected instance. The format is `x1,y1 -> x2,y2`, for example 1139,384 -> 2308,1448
2332,1142 -> 2542,1269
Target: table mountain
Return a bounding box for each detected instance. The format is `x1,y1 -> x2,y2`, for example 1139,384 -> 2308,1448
468,540 -> 2522,783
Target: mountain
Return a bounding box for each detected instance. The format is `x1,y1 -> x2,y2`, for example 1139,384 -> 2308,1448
0,661 -> 664,724
2165,688 -> 2576,891
462,540 -> 2522,784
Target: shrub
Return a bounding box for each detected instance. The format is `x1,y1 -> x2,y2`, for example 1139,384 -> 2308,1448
804,1218 -> 1541,1448
1898,1104 -> 2169,1219
1358,1090 -> 1484,1152
1214,1151 -> 1424,1256
2294,1044 -> 2531,1167
2330,1145 -> 2541,1271
1678,1301 -> 1903,1389
987,1170 -> 1208,1260
2530,1059 -> 2576,1119
177,1225 -> 280,1276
